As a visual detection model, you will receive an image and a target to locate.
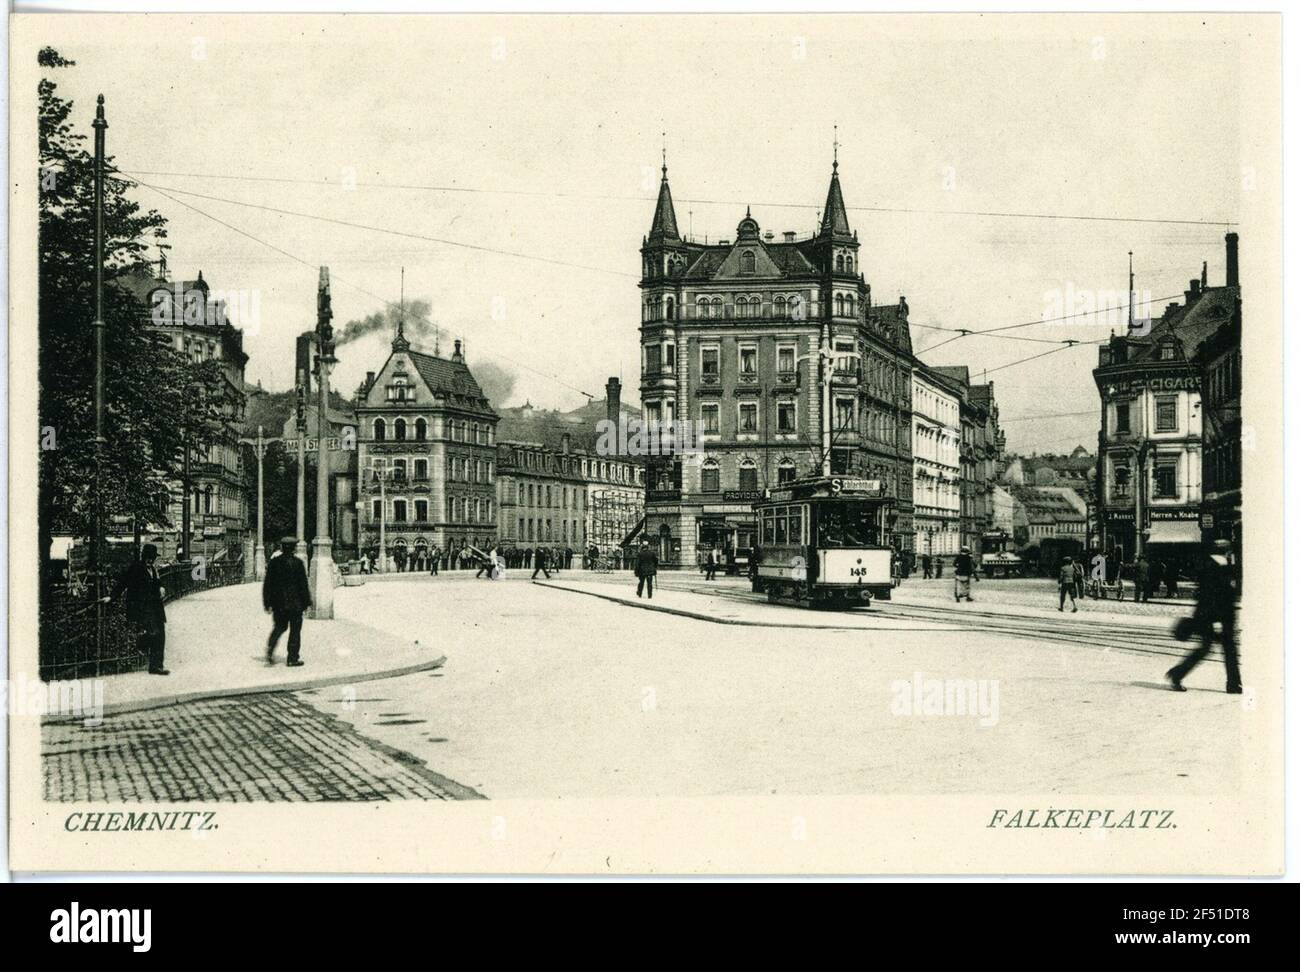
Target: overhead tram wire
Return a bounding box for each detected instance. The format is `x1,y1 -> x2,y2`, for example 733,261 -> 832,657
110,170 -> 1190,374
115,171 -> 640,280
125,175 -> 600,402
120,167 -> 1238,228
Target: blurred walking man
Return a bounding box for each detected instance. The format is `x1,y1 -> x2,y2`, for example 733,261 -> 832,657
1167,540 -> 1241,694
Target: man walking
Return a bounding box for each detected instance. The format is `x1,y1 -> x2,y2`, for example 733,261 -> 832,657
952,545 -> 978,603
635,539 -> 658,598
704,546 -> 720,581
531,545 -> 550,580
106,543 -> 169,675
1058,556 -> 1078,612
428,544 -> 440,575
921,553 -> 932,579
263,535 -> 312,667
1167,540 -> 1241,694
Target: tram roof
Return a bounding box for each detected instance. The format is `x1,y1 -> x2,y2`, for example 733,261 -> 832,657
759,475 -> 893,503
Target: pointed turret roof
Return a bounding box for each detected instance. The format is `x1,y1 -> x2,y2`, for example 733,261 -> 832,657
819,160 -> 852,239
647,164 -> 680,243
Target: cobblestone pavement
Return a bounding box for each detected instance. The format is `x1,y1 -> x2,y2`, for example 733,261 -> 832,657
43,692 -> 482,802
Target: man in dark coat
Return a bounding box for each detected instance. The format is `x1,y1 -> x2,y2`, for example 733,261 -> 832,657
1167,541 -> 1241,693
531,545 -> 550,580
1134,554 -> 1151,602
263,536 -> 312,666
635,540 -> 658,598
107,543 -> 169,675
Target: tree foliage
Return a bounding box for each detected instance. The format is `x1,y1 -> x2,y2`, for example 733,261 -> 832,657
39,49 -> 235,568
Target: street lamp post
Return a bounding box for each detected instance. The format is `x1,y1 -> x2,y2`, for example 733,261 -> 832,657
295,376 -> 307,563
237,424 -> 282,580
374,466 -> 388,573
91,95 -> 107,656
309,267 -> 337,620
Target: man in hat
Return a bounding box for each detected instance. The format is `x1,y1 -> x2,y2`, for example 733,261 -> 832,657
106,543 -> 169,675
952,545 -> 978,603
634,538 -> 658,598
263,535 -> 312,666
1167,540 -> 1241,694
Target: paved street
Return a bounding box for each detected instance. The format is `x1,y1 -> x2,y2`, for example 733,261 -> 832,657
44,691 -> 479,802
44,571 -> 1247,802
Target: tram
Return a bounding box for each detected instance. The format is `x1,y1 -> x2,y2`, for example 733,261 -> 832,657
750,476 -> 897,608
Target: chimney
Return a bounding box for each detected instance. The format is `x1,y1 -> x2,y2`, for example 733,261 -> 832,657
295,332 -> 316,397
366,370 -> 375,389
605,377 -> 621,426
783,231 -> 796,242
1187,278 -> 1201,302
452,338 -> 464,362
1201,261 -> 1208,289
1225,232 -> 1239,288
561,432 -> 571,454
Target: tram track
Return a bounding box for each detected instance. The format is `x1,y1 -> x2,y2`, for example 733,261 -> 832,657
646,578 -> 1223,663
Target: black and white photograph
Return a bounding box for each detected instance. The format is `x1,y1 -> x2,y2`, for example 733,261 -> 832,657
4,8 -> 1289,885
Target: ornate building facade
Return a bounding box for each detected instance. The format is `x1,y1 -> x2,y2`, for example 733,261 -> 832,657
638,156 -> 915,568
355,331 -> 498,565
1093,235 -> 1240,570
121,267 -> 250,562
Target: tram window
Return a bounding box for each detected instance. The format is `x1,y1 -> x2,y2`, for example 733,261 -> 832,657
816,503 -> 879,547
774,514 -> 787,545
789,509 -> 803,545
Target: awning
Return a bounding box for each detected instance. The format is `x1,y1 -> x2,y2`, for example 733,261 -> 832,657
1146,520 -> 1202,545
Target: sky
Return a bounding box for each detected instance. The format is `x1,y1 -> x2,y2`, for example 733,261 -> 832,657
32,13 -> 1248,453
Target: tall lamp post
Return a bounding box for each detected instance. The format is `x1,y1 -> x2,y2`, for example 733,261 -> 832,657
295,375 -> 308,562
373,466 -> 389,573
237,424 -> 282,580
91,95 -> 107,654
309,268 -> 337,619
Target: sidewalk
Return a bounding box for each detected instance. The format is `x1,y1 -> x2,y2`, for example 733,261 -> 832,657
43,581 -> 445,720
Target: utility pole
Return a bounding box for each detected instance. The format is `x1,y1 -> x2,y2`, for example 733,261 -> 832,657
309,267 -> 337,619
375,466 -> 388,573
295,373 -> 308,562
91,94 -> 107,657
237,424 -> 282,579
255,426 -> 267,578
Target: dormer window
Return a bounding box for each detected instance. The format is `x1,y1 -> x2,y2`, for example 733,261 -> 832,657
740,250 -> 756,275
1159,344 -> 1177,361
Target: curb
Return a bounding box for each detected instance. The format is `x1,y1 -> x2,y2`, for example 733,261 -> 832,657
532,581 -> 961,633
43,655 -> 448,724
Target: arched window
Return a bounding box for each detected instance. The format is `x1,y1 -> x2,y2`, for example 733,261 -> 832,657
697,296 -> 709,319
836,253 -> 845,273
777,458 -> 796,485
740,250 -> 756,274
394,418 -> 407,441
835,295 -> 845,317
665,296 -> 675,320
846,255 -> 854,274
373,418 -> 387,442
415,417 -> 427,441
774,295 -> 787,317
845,294 -> 855,318
711,297 -> 723,318
738,459 -> 758,492
701,459 -> 721,494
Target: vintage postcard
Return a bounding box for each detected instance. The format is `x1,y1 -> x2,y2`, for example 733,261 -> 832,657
7,11 -> 1284,875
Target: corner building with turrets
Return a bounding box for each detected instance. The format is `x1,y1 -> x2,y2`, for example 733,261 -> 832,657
639,157 -> 915,570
